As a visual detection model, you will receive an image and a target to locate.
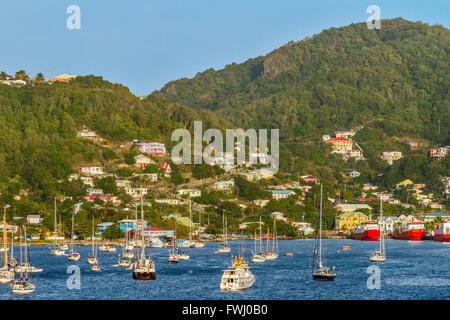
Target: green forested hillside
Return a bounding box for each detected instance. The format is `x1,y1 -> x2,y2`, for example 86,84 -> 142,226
0,75 -> 229,200
156,18 -> 449,184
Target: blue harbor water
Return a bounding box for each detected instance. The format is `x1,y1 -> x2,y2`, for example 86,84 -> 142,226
1,239 -> 449,300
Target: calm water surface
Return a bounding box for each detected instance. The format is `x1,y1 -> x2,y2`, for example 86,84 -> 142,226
1,239 -> 449,300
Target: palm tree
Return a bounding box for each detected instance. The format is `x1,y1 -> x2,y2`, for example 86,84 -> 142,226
35,73 -> 45,84
14,70 -> 28,81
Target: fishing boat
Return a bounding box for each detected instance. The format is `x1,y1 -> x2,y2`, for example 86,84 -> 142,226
10,227 -> 35,295
434,222 -> 450,242
99,244 -> 116,252
220,221 -> 255,291
312,184 -> 336,281
264,218 -> 279,261
251,217 -> 266,263
0,206 -> 14,284
351,221 -> 380,241
87,217 -> 98,265
67,211 -> 80,261
216,214 -> 231,253
370,199 -> 386,263
393,221 -> 425,241
131,192 -> 156,280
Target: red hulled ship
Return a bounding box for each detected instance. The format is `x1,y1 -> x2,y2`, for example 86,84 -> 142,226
350,221 -> 380,241
434,222 -> 450,242
393,221 -> 425,241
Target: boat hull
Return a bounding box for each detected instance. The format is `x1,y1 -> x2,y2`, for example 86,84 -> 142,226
434,233 -> 450,242
312,274 -> 336,281
350,229 -> 380,241
393,229 -> 425,241
133,271 -> 156,280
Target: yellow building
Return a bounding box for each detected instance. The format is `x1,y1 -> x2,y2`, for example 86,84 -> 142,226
395,179 -> 414,189
335,212 -> 369,232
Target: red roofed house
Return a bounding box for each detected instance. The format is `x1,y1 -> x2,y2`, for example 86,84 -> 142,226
326,137 -> 353,152
159,161 -> 171,177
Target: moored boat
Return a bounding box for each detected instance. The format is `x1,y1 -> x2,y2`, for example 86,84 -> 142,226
350,221 -> 380,241
393,221 -> 425,241
434,222 -> 450,242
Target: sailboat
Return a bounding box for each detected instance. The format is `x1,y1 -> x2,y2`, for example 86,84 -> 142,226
67,211 -> 80,261
168,222 -> 179,264
12,225 -> 43,274
220,218 -> 255,291
0,206 -> 14,283
10,226 -> 35,295
216,213 -> 231,253
116,217 -> 133,267
131,192 -> 156,280
312,184 -> 336,281
251,217 -> 266,263
87,216 -> 99,266
192,202 -> 205,248
99,243 -> 116,252
50,198 -> 66,256
370,198 -> 386,262
8,222 -> 17,267
264,218 -> 279,260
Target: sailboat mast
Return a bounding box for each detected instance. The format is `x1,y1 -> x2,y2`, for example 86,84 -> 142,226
380,198 -> 384,254
189,200 -> 192,240
319,184 -> 323,264
3,206 -> 7,268
92,216 -> 94,256
54,197 -> 57,235
259,216 -> 262,253
140,192 -> 145,260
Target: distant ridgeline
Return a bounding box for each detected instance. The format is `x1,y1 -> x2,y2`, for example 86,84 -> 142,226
0,75 -> 229,199
155,18 -> 449,184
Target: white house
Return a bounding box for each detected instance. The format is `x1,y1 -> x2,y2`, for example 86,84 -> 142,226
176,189 -> 201,198
214,180 -> 235,191
380,151 -> 403,165
26,215 -> 42,224
269,190 -> 296,200
81,166 -> 104,176
116,180 -> 132,188
125,187 -> 148,198
135,154 -> 154,168
155,199 -> 183,206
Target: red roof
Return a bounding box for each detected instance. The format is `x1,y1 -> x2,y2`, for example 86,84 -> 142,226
327,137 -> 352,142
159,162 -> 170,170
144,227 -> 173,232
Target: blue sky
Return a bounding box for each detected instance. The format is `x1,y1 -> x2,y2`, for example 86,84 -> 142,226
0,0 -> 448,96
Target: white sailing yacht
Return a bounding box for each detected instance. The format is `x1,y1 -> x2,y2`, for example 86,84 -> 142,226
168,222 -> 179,264
8,213 -> 17,267
87,216 -> 99,266
0,206 -> 14,283
11,227 -> 35,295
50,198 -> 66,256
370,198 -> 386,262
216,214 -> 231,253
67,211 -> 80,261
264,218 -> 279,260
13,225 -> 43,274
99,244 -> 116,252
192,201 -> 205,248
131,192 -> 156,280
220,221 -> 255,291
312,184 -> 336,281
251,217 -> 266,263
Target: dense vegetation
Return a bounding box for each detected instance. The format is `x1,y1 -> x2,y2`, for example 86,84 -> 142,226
156,18 -> 449,184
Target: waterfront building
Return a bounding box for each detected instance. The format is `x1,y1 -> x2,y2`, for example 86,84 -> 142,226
335,212 -> 369,232
26,215 -> 42,224
269,190 -> 296,200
